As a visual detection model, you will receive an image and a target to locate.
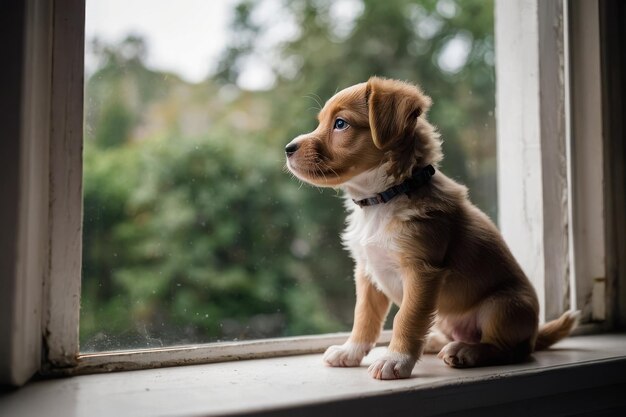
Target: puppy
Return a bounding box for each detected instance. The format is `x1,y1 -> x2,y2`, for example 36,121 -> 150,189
285,77 -> 578,380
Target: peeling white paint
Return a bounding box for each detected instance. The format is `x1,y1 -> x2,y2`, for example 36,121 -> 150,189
496,0 -> 571,322
44,0 -> 85,368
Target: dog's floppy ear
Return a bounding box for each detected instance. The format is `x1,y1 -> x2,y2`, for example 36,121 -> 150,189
366,77 -> 432,150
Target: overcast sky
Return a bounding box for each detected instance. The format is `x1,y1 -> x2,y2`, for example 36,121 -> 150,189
86,0 -> 471,89
86,0 -> 238,83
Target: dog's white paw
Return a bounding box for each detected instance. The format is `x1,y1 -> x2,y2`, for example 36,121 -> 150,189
323,342 -> 372,367
367,351 -> 416,380
437,341 -> 480,368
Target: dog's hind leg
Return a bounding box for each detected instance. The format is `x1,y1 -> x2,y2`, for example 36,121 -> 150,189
437,340 -> 531,367
438,292 -> 538,368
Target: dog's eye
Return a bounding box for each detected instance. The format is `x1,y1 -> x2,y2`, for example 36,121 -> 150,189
333,118 -> 349,131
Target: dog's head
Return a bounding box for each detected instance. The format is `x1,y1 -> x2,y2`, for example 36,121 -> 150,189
285,77 -> 440,187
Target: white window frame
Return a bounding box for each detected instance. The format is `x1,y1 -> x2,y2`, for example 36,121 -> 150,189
0,0 -> 621,385
496,0 -> 609,328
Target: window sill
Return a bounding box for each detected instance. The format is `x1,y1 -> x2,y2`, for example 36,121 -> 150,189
1,334 -> 626,417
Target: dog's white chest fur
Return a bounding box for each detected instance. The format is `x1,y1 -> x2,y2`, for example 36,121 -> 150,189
343,199 -> 404,305
341,166 -> 407,304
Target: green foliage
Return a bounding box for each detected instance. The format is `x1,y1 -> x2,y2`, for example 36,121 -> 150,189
219,0 -> 497,217
94,99 -> 134,147
81,0 -> 495,351
82,135 -> 351,350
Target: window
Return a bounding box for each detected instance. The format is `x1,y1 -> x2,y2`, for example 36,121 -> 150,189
80,0 -> 496,353
1,0 -> 623,387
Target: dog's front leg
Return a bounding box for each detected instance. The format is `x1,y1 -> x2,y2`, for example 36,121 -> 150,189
323,263 -> 391,367
368,263 -> 441,380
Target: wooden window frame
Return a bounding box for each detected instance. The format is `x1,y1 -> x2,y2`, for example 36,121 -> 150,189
1,0 -> 623,386
496,0 -> 613,329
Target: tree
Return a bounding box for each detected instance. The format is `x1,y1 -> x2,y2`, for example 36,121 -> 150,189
81,135 -> 351,350
218,0 -> 496,217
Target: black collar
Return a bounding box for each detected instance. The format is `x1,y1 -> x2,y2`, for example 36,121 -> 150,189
352,165 -> 435,208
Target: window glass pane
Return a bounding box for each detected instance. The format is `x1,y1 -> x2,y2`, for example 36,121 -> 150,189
81,0 -> 496,352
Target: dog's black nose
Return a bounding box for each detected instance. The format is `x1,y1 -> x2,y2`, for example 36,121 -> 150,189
285,142 -> 299,157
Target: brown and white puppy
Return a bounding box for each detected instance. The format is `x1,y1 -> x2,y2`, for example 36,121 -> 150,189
285,77 -> 578,380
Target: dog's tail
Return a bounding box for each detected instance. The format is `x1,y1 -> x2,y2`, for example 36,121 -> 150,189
534,311 -> 581,351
